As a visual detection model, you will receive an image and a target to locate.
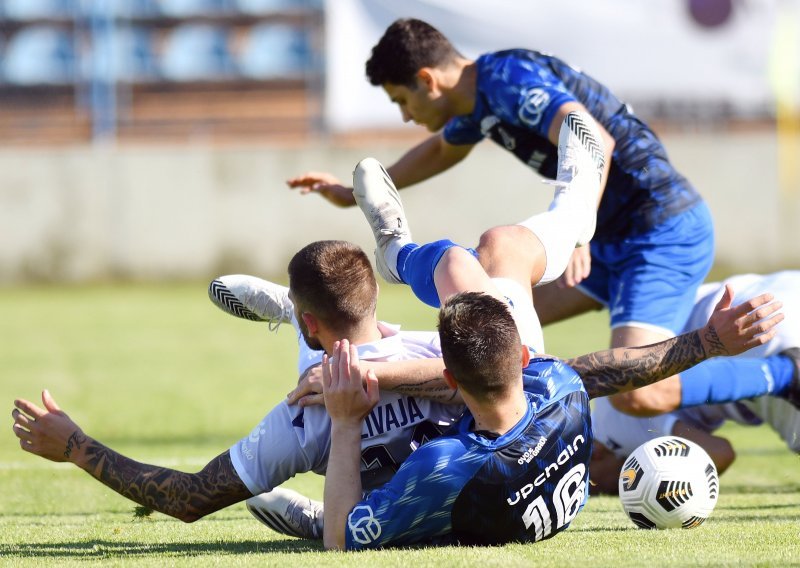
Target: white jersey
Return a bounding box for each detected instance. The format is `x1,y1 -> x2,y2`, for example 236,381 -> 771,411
592,271 -> 800,458
230,322 -> 464,494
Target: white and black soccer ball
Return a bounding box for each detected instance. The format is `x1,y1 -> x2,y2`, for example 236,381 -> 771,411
618,436 -> 719,529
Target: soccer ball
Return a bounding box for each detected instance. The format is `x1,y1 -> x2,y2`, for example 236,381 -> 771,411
618,436 -> 719,529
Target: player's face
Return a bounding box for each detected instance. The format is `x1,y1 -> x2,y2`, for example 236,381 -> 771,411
383,81 -> 449,132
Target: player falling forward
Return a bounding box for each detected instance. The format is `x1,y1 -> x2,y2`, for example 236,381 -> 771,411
10,240 -> 465,536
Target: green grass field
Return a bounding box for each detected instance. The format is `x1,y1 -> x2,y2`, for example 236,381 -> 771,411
1,282 -> 798,566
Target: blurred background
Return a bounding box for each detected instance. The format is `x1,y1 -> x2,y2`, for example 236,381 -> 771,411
0,0 -> 798,284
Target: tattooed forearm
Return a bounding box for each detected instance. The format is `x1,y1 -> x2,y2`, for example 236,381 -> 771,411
390,378 -> 462,404
78,444 -> 250,522
566,330 -> 707,399
64,430 -> 87,459
703,325 -> 728,357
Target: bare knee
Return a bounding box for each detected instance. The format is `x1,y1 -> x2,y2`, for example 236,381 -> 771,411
476,225 -> 544,283
476,226 -> 524,261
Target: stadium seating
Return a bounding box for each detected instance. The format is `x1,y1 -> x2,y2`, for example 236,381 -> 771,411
235,0 -> 305,14
236,22 -> 312,79
159,23 -> 235,81
3,26 -> 76,85
114,27 -> 160,82
2,0 -> 75,20
155,0 -> 230,17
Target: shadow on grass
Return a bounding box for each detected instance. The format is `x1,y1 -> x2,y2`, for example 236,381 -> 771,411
0,539 -> 323,558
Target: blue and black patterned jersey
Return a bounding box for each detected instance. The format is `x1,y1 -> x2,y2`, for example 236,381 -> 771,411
344,355 -> 593,550
443,50 -> 703,241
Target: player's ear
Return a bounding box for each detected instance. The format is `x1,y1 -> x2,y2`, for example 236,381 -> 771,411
443,368 -> 458,390
520,345 -> 531,368
301,312 -> 319,336
417,68 -> 437,92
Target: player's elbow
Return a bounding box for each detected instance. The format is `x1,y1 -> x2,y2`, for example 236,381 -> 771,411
175,510 -> 204,523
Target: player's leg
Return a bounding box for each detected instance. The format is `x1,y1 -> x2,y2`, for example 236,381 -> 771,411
476,110 -> 605,288
532,280 -> 604,325
671,421 -> 736,474
352,157 -> 544,349
741,389 -> 800,453
600,204 -> 714,415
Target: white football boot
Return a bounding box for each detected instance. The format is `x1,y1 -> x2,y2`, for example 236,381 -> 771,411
208,274 -> 294,331
547,110 -> 605,246
246,488 -> 324,540
352,157 -> 411,284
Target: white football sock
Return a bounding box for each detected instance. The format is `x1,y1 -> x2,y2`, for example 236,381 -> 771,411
491,277 -> 545,353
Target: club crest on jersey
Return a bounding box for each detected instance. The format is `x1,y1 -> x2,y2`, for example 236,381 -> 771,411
518,88 -> 550,127
348,504 -> 382,545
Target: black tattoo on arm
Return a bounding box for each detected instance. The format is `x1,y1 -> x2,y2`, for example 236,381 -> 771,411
703,325 -> 727,357
79,445 -> 251,522
64,430 -> 87,459
565,329 -> 713,399
390,378 -> 462,404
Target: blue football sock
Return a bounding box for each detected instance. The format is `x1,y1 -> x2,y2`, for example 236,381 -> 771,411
397,239 -> 478,308
679,354 -> 796,408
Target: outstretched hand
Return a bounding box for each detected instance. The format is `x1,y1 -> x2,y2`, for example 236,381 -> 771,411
702,285 -> 783,357
286,171 -> 356,207
322,340 -> 379,425
12,390 -> 86,463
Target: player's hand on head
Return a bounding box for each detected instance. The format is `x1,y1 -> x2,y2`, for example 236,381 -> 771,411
557,245 -> 592,288
287,364 -> 325,407
12,390 -> 85,463
703,286 -> 784,356
322,340 -> 379,424
286,171 -> 356,207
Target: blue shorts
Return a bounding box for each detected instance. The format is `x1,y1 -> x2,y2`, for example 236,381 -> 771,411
577,203 -> 715,336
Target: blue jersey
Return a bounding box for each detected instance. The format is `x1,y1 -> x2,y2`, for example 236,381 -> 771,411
344,356 -> 592,549
443,50 -> 703,241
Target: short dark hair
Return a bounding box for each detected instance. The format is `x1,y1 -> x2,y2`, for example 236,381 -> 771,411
288,241 -> 378,335
437,292 -> 522,401
366,18 -> 462,88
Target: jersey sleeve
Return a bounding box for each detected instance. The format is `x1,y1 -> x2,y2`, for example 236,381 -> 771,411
229,402 -> 329,494
343,437 -> 481,550
446,54 -> 577,145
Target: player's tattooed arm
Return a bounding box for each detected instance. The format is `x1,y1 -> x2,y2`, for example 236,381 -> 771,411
12,390 -> 251,522
566,331 -> 706,398
79,444 -> 251,522
565,287 -> 783,399
288,358 -> 462,406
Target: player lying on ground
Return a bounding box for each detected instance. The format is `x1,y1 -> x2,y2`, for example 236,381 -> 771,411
317,157 -> 781,549
11,239 -> 464,535
10,160 -> 782,548
209,268 -> 799,538
589,271 -> 800,494
288,17 -> 719,420
9,109 -> 607,536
